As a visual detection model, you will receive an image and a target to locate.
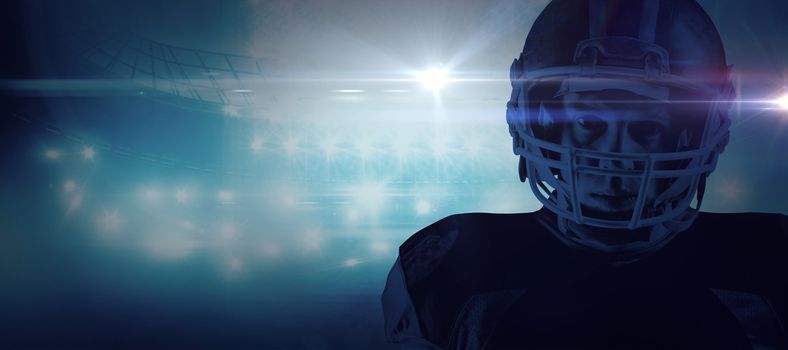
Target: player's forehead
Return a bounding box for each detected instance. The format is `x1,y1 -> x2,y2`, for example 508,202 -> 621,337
561,90 -> 670,112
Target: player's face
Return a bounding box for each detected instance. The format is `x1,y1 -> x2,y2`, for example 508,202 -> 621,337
558,90 -> 687,220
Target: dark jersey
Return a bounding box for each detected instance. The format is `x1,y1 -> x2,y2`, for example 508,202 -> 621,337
381,208 -> 788,349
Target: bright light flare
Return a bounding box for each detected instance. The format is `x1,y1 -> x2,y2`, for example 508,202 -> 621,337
250,137 -> 264,154
463,135 -> 483,157
389,134 -> 413,159
370,241 -> 390,254
333,89 -> 364,93
355,138 -> 377,159
228,257 -> 244,272
259,242 -> 282,259
302,229 -> 324,253
175,188 -> 191,204
430,137 -> 450,158
343,258 -> 360,268
350,182 -> 388,214
774,94 -> 788,109
178,220 -> 196,231
64,179 -> 77,192
97,210 -> 122,234
219,223 -> 238,240
45,149 -> 61,160
346,209 -> 360,223
718,178 -> 744,203
218,190 -> 234,203
141,188 -> 161,201
282,192 -> 297,207
415,199 -> 432,216
68,193 -> 84,213
282,136 -> 299,156
418,68 -> 449,91
81,146 -> 96,160
320,136 -> 339,158
142,232 -> 200,260
264,183 -> 302,210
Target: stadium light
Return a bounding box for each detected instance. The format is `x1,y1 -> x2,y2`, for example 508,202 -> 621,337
418,68 -> 449,91
64,179 -> 77,192
81,146 -> 96,161
343,258 -> 360,268
175,188 -> 191,204
415,199 -> 431,216
45,149 -> 61,160
250,137 -> 264,153
218,190 -> 234,203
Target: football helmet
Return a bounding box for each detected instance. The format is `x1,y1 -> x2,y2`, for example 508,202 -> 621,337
507,0 -> 735,234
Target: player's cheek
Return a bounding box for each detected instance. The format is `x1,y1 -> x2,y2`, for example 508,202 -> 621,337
569,125 -> 596,148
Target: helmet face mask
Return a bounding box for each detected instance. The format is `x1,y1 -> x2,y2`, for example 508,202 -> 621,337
514,83 -> 720,229
506,0 -> 735,241
554,90 -> 697,220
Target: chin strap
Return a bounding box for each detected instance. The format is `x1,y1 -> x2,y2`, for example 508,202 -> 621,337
518,156 -> 527,183
662,205 -> 699,234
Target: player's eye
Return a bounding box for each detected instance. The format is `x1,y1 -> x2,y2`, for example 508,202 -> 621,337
629,121 -> 664,139
575,114 -> 606,132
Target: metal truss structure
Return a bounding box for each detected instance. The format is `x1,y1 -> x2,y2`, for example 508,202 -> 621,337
83,31 -> 269,107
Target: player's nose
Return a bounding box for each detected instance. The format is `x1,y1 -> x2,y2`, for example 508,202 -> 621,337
598,121 -> 637,170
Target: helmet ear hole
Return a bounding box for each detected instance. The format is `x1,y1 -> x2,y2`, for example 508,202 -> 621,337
518,156 -> 527,183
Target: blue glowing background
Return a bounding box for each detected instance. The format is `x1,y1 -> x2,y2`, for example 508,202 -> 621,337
2,0 -> 788,348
